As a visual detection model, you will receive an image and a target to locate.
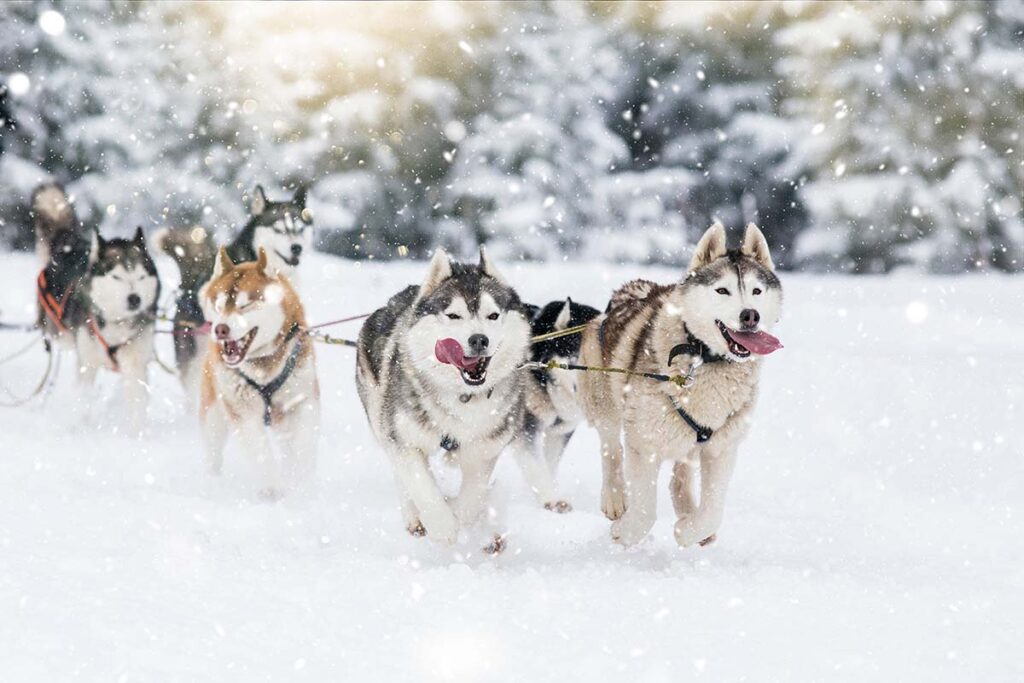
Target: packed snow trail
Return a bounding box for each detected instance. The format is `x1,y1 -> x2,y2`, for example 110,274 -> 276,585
0,252 -> 1020,681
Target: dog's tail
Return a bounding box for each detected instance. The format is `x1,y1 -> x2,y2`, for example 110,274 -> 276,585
31,183 -> 76,242
152,225 -> 217,288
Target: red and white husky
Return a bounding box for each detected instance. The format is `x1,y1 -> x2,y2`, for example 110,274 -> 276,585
199,247 -> 320,498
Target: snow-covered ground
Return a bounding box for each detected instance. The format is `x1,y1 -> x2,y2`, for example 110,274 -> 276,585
0,251 -> 1020,681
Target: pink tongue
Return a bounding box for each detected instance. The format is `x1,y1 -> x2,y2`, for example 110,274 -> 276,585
435,338 -> 481,370
729,329 -> 784,355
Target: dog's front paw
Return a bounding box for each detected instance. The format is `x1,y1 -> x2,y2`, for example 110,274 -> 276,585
610,515 -> 651,546
422,509 -> 459,545
673,515 -> 719,548
482,533 -> 507,556
543,500 -> 573,514
601,484 -> 626,521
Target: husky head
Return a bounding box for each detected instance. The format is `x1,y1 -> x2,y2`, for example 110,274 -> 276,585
679,222 -> 783,362
529,298 -> 600,396
407,248 -> 531,393
246,185 -> 313,276
87,227 -> 161,322
152,225 -> 216,294
200,247 -> 305,367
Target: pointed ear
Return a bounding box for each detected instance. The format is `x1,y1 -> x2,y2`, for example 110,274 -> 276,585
293,185 -> 308,209
478,245 -> 508,285
741,223 -> 774,271
212,246 -> 234,279
688,221 -> 727,272
418,249 -> 452,299
256,247 -> 268,273
250,185 -> 267,216
133,226 -> 146,246
554,298 -> 572,331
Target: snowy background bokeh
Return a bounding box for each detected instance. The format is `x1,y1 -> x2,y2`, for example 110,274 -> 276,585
1,0 -> 1021,272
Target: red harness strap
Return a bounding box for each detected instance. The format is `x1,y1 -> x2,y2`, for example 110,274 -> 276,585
86,317 -> 121,373
37,270 -> 73,334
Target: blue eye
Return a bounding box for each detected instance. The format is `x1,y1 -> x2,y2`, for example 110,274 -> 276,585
447,313 -> 461,320
715,288 -> 730,295
753,288 -> 762,296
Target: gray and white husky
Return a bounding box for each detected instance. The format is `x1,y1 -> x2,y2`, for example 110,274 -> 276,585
579,222 -> 783,548
226,185 -> 313,284
33,184 -> 161,434
513,298 -> 600,513
356,249 -> 531,547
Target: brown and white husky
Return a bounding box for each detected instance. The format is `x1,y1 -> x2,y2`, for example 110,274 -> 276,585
579,223 -> 784,548
199,247 -> 320,498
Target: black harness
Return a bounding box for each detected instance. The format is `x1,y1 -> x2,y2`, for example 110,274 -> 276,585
234,324 -> 304,426
667,326 -> 725,444
672,399 -> 715,443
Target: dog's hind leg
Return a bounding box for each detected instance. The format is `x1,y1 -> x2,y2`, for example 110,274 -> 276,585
610,433 -> 660,546
512,432 -> 566,512
451,448 -> 500,526
674,443 -> 739,548
544,430 -> 572,475
278,400 -> 319,490
669,460 -> 698,518
390,448 -> 458,545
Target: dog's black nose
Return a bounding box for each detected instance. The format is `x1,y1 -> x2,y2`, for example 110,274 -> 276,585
126,293 -> 141,311
740,308 -> 760,330
291,244 -> 303,257
468,334 -> 489,355
214,324 -> 231,340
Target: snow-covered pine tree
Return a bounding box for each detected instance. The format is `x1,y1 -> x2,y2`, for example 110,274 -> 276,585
605,2 -> 807,266
167,2 -> 495,260
780,0 -> 1023,273
443,1 -> 630,261
0,1 -> 246,248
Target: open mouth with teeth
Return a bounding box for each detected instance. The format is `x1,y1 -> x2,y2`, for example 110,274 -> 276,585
275,250 -> 301,267
220,327 -> 258,366
458,356 -> 491,386
716,320 -> 783,358
434,338 -> 492,387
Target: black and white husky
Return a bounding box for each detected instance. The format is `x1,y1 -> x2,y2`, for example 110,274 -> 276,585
356,249 -> 531,547
33,185 -> 161,433
513,298 -> 600,513
226,185 -> 312,284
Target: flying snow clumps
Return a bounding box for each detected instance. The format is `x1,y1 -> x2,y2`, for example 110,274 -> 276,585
39,10 -> 66,36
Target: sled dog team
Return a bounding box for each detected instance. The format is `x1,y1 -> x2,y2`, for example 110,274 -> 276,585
31,182 -> 784,551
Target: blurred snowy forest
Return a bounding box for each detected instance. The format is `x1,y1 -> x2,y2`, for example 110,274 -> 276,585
0,0 -> 1021,273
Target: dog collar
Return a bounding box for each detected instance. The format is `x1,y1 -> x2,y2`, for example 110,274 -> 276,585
667,326 -> 726,367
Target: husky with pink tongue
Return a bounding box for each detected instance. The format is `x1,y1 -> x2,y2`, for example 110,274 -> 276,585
355,248 -> 531,551
578,222 -> 784,548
